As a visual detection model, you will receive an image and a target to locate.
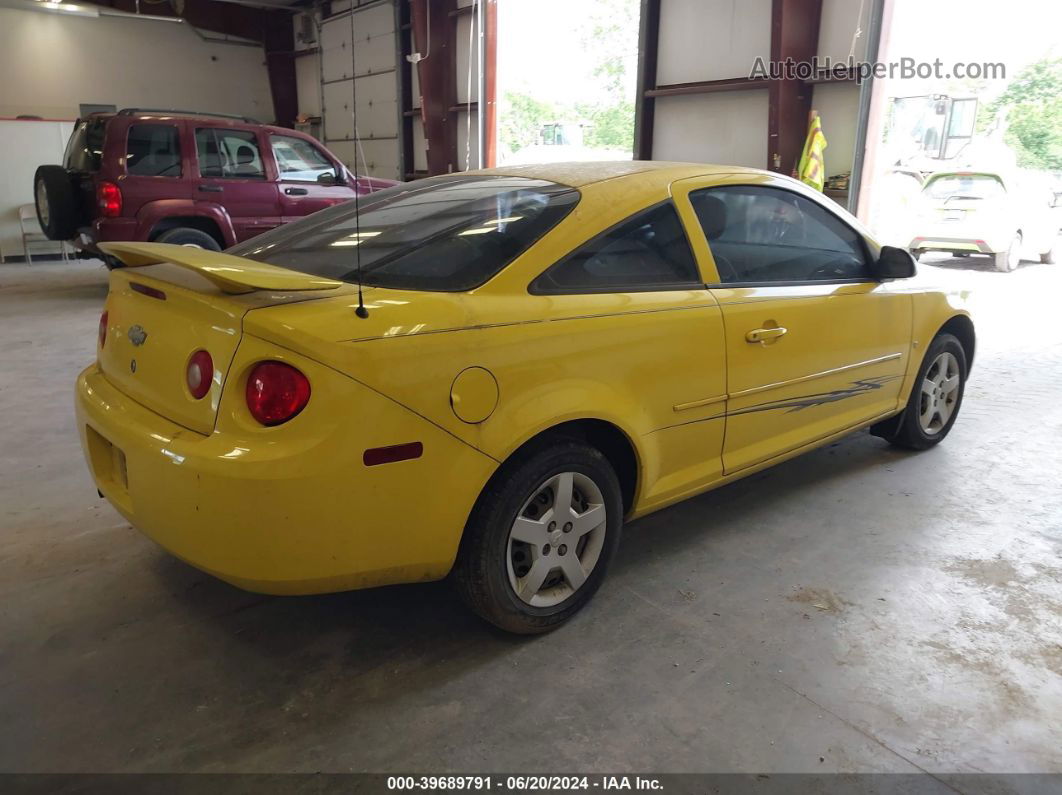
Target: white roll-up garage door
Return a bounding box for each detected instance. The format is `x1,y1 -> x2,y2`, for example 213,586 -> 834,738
319,0 -> 401,180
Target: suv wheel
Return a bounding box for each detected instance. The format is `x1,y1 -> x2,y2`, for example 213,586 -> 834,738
453,440 -> 623,634
34,166 -> 79,240
156,227 -> 221,250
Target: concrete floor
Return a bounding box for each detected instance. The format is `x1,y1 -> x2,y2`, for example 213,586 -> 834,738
1,254 -> 1060,775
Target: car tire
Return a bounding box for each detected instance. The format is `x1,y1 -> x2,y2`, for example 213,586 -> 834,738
34,165 -> 80,240
453,439 -> 623,634
1041,240 -> 1059,264
994,234 -> 1021,272
874,333 -> 967,451
156,227 -> 222,250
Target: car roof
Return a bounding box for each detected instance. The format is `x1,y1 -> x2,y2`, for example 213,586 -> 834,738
465,160 -> 769,188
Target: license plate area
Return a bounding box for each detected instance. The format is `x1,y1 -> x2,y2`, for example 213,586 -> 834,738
86,425 -> 129,497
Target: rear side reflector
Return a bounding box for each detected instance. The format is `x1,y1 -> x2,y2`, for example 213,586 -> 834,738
130,282 -> 167,300
363,442 -> 423,467
98,310 -> 108,348
246,361 -> 310,426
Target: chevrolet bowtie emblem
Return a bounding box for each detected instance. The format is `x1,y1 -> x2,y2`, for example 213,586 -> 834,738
127,325 -> 148,347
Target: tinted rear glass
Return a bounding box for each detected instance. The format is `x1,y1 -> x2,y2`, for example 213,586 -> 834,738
126,124 -> 182,177
924,174 -> 1005,200
64,118 -> 106,172
231,176 -> 580,291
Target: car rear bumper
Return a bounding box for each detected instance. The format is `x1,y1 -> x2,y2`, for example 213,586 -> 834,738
909,229 -> 1010,254
75,359 -> 496,594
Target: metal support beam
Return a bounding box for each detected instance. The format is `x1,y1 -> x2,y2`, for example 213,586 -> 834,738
411,0 -> 458,175
633,0 -> 661,160
767,0 -> 822,175
263,10 -> 298,128
481,0 -> 497,167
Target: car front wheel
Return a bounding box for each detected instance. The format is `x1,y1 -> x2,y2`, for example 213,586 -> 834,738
876,333 -> 967,450
454,440 -> 623,634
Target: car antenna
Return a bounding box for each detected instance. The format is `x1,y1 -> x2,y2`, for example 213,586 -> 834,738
348,7 -> 369,319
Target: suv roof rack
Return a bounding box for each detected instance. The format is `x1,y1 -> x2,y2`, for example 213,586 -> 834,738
115,108 -> 261,124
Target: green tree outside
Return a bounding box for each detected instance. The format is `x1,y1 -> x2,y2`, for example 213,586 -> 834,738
984,58 -> 1062,171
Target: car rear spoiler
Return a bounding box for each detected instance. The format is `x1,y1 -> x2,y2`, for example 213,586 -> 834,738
98,242 -> 343,294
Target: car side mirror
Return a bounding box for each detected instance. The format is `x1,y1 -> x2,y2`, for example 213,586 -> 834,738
873,245 -> 917,280
317,171 -> 338,186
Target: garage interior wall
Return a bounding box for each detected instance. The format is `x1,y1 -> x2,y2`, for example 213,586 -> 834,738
639,0 -> 873,206
0,4 -> 273,259
0,6 -> 273,121
0,119 -> 72,261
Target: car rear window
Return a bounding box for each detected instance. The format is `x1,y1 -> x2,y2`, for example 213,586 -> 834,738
924,174 -> 1005,200
126,124 -> 182,177
231,175 -> 580,291
64,118 -> 106,172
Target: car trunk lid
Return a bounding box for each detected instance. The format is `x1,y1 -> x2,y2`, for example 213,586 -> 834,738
97,243 -> 349,435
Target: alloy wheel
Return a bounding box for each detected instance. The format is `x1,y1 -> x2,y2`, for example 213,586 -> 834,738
919,351 -> 961,435
506,471 -> 607,607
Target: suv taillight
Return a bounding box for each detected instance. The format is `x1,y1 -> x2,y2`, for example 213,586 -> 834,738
97,181 -> 122,217
246,361 -> 311,426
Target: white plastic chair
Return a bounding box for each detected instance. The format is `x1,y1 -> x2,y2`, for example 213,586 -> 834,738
19,203 -> 68,264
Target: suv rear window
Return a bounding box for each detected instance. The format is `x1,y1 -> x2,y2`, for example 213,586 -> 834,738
64,118 -> 106,172
126,124 -> 182,177
231,176 -> 580,291
924,174 -> 1005,200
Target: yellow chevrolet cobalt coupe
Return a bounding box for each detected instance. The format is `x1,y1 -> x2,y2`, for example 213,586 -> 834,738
76,162 -> 974,633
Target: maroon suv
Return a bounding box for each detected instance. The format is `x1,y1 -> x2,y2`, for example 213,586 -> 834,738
34,108 -> 397,256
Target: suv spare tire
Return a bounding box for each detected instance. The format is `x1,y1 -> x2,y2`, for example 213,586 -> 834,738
34,165 -> 80,240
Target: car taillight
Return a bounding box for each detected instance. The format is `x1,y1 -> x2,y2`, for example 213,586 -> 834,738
245,361 -> 310,426
97,181 -> 122,217
98,310 -> 108,348
186,350 -> 213,400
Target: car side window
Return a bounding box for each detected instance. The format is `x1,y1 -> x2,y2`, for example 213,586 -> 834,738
690,185 -> 870,284
531,202 -> 701,293
270,135 -> 339,183
126,124 -> 182,177
195,128 -> 266,180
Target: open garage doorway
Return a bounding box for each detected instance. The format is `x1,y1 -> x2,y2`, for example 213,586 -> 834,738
858,0 -> 1062,274
495,0 -> 639,165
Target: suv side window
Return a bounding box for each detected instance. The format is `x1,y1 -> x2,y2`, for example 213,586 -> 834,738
690,185 -> 869,284
270,135 -> 339,183
126,124 -> 181,177
195,128 -> 266,179
531,202 -> 701,293
64,118 -> 106,172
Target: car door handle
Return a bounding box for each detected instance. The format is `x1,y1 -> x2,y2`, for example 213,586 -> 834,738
745,326 -> 788,343
284,187 -> 309,196
198,185 -> 223,193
